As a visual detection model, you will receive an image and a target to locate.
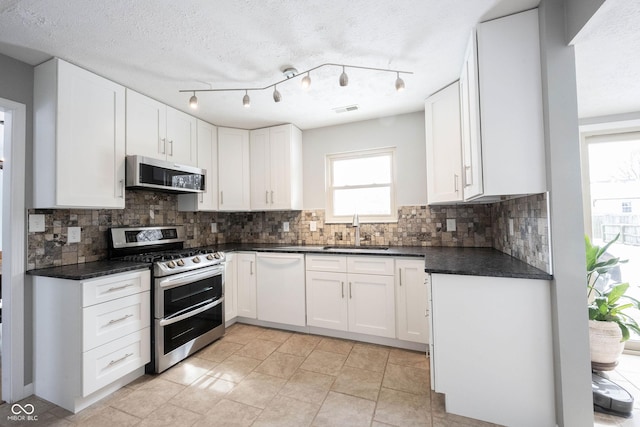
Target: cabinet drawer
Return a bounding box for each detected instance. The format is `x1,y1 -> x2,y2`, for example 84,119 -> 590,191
82,327 -> 150,396
305,255 -> 347,272
347,257 -> 395,275
83,270 -> 150,307
83,291 -> 151,351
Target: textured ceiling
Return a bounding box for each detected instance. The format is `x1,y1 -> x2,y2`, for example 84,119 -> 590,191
573,0 -> 640,120
0,0 -> 547,130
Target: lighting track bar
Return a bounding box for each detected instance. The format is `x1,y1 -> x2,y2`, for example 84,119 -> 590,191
180,63 -> 412,108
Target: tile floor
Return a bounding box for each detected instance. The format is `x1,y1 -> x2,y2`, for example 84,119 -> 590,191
0,324 -> 504,427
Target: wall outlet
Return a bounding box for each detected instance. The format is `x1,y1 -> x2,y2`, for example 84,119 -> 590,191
508,218 -> 514,236
28,214 -> 46,232
211,222 -> 217,233
150,209 -> 155,220
283,221 -> 290,232
446,218 -> 456,232
68,227 -> 81,243
310,221 -> 317,232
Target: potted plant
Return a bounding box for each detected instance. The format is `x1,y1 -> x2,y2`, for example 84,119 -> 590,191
587,233 -> 640,369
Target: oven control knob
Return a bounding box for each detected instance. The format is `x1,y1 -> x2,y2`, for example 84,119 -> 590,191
214,252 -> 221,259
167,261 -> 176,269
177,259 -> 185,267
193,256 -> 201,263
206,254 -> 214,261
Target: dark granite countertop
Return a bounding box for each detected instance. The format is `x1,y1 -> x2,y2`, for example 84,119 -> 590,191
27,261 -> 151,280
215,243 -> 552,280
26,244 -> 551,281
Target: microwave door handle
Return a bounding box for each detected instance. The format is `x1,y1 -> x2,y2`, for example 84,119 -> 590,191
159,297 -> 224,327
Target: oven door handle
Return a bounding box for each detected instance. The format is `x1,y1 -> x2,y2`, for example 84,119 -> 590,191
159,297 -> 224,327
157,266 -> 224,290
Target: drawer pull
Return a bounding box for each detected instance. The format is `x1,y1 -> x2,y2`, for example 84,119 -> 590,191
108,352 -> 133,367
107,314 -> 134,325
107,283 -> 134,292
341,281 -> 344,299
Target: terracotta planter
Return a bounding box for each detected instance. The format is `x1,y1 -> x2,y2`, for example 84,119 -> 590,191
589,319 -> 625,369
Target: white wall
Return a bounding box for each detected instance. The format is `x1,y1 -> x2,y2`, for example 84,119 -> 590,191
302,111 -> 426,210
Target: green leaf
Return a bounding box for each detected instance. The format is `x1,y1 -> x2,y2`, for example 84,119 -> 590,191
616,321 -> 630,342
588,306 -> 600,320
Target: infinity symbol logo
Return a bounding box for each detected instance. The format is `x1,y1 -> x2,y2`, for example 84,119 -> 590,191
11,403 -> 35,415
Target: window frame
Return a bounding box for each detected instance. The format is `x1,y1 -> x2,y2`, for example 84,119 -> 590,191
325,147 -> 397,224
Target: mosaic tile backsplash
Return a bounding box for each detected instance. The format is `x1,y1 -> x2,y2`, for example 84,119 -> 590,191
27,190 -> 550,273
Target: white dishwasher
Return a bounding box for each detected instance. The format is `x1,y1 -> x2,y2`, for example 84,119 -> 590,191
256,253 -> 306,326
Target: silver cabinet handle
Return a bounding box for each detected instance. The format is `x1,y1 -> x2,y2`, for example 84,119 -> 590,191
341,281 -> 344,299
107,283 -> 134,292
454,174 -> 459,192
108,352 -> 133,367
250,261 -> 254,275
399,269 -> 402,287
220,191 -> 224,205
160,137 -> 166,154
266,191 -> 269,204
464,165 -> 472,187
349,282 -> 352,299
271,191 -> 274,204
200,193 -> 204,203
119,179 -> 125,198
169,140 -> 174,156
107,313 -> 133,325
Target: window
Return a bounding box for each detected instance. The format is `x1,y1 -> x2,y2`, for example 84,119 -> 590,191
325,147 -> 396,223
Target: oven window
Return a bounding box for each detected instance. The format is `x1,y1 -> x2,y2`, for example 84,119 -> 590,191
164,275 -> 222,316
163,303 -> 223,354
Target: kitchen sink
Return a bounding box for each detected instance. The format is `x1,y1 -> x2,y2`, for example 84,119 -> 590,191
322,246 -> 389,250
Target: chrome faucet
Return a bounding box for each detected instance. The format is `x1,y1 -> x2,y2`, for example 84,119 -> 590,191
352,213 -> 360,246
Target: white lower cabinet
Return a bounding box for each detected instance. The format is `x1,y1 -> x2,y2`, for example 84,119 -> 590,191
305,255 -> 395,339
430,273 -> 555,427
224,253 -> 238,322
236,252 -> 257,319
256,253 -> 305,326
395,259 -> 429,344
33,269 -> 151,413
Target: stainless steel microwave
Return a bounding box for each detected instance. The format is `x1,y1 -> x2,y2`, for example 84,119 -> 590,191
125,155 -> 206,193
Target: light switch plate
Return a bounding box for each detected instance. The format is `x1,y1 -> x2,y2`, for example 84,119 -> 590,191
310,221 -> 317,231
211,223 -> 217,233
28,214 -> 46,232
446,218 -> 456,232
68,227 -> 81,243
283,222 -> 290,232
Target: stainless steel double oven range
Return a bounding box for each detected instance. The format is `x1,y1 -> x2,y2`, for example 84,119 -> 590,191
109,226 -> 225,373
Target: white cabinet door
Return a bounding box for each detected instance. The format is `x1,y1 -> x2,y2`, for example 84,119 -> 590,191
425,82 -> 463,204
460,34 -> 483,200
395,259 -> 429,343
347,273 -> 395,338
268,124 -> 294,210
165,106 -> 197,166
249,128 -> 270,210
218,127 -> 251,211
305,270 -> 348,331
125,89 -> 167,160
178,120 -> 218,211
224,254 -> 238,322
34,58 -> 126,209
256,253 -> 306,326
236,253 -> 257,318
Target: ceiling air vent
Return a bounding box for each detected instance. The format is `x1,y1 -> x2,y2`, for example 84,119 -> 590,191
333,105 -> 359,114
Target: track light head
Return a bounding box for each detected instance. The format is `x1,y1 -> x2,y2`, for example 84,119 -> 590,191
243,90 -> 250,108
189,92 -> 198,109
273,86 -> 282,103
339,66 -> 349,87
395,72 -> 405,92
301,72 -> 311,90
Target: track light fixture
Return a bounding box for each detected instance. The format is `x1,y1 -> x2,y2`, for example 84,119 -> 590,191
339,66 -> 349,87
189,91 -> 198,109
242,90 -> 250,108
180,63 -> 412,107
395,72 -> 405,92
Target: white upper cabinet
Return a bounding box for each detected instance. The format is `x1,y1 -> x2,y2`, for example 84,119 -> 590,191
218,127 -> 251,211
125,89 -> 197,166
34,58 -> 126,209
177,120 -> 218,211
462,9 -> 546,202
250,124 -> 303,211
425,82 -> 463,204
